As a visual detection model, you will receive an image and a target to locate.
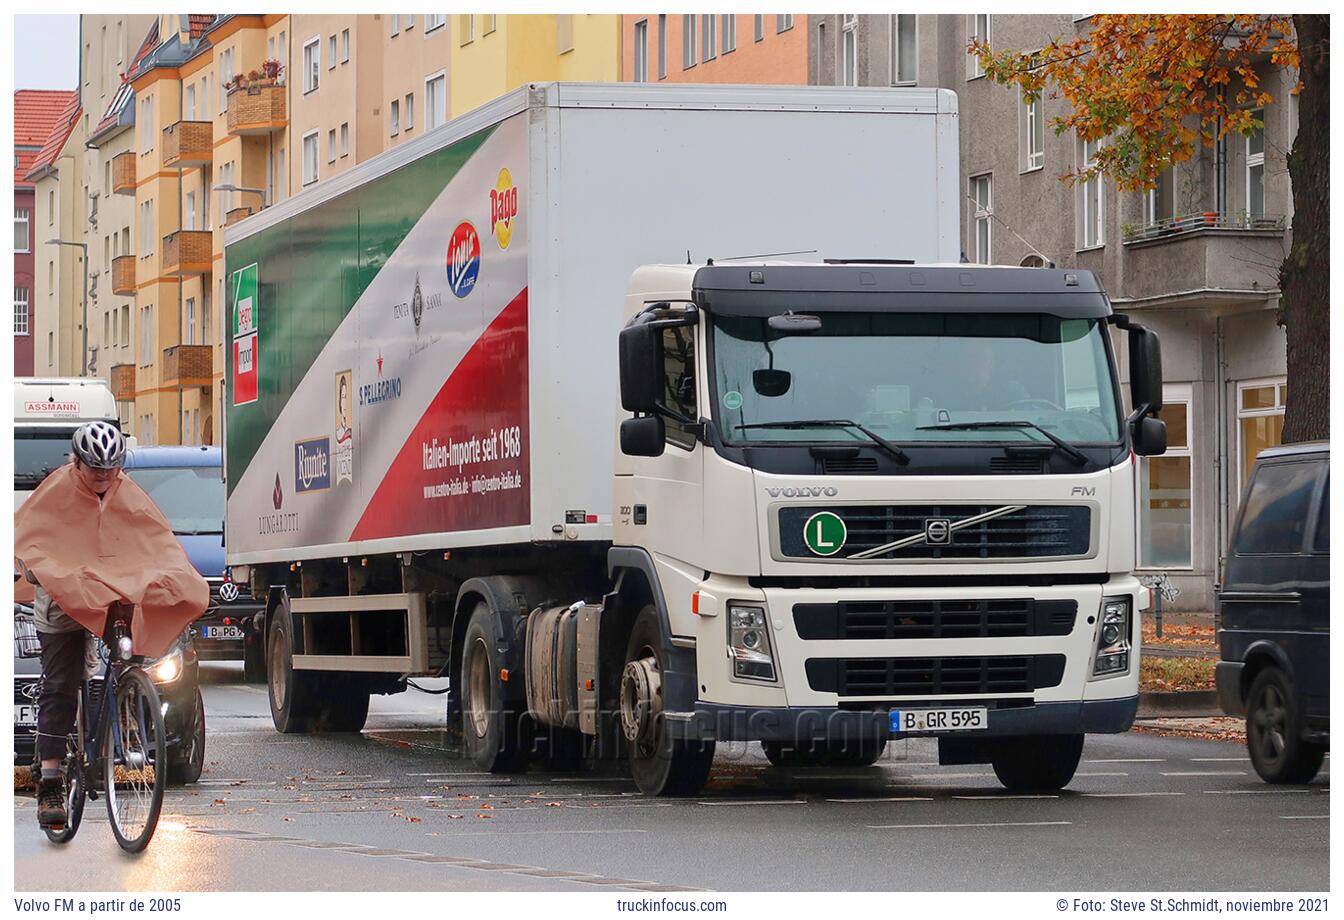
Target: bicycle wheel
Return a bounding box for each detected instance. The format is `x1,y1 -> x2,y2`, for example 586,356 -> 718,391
102,668 -> 166,852
43,749 -> 88,845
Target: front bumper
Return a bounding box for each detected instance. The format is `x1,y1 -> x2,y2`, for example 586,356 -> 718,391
673,696 -> 1139,742
1216,660 -> 1246,717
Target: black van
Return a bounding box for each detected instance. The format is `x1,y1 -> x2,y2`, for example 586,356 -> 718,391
1217,441 -> 1329,783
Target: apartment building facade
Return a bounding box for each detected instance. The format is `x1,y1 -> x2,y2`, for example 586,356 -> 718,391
623,14 -> 806,84
26,94 -> 83,382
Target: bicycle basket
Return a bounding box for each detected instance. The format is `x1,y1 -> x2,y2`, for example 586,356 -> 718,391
14,612 -> 42,659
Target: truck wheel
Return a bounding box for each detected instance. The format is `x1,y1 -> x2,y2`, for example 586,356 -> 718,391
242,632 -> 265,683
1246,667 -> 1325,784
316,679 -> 371,733
460,602 -> 526,773
167,688 -> 206,785
266,596 -> 325,733
622,605 -> 714,796
990,734 -> 1084,792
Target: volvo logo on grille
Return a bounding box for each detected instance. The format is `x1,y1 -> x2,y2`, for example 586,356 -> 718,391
924,518 -> 952,545
218,582 -> 240,603
19,682 -> 39,701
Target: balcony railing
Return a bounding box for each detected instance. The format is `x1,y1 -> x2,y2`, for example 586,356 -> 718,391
226,83 -> 287,136
162,229 -> 213,277
109,363 -> 136,401
111,255 -> 136,295
225,206 -> 254,227
111,151 -> 136,195
1122,211 -> 1287,243
162,344 -> 214,386
162,120 -> 214,168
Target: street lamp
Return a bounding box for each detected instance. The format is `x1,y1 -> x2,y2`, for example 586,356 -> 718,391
213,182 -> 269,209
46,238 -> 90,377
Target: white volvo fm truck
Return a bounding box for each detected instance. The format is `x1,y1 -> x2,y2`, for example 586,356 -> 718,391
223,83 -> 1166,795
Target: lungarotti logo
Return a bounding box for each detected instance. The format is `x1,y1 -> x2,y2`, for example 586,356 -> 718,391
447,221 -> 481,298
490,168 -> 518,250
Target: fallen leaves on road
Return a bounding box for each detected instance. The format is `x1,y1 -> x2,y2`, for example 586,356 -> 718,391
476,814 -> 494,820
478,803 -> 494,810
545,802 -> 563,808
212,799 -> 226,806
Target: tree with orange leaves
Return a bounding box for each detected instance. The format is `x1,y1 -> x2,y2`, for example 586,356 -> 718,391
973,15 -> 1328,442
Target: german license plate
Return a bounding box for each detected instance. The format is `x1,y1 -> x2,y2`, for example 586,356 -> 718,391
15,704 -> 38,728
202,625 -> 244,640
890,707 -> 987,734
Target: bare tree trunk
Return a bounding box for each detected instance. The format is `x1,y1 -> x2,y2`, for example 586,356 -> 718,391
1279,15 -> 1329,443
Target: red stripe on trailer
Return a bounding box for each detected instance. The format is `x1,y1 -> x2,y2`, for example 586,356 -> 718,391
349,288 -> 530,541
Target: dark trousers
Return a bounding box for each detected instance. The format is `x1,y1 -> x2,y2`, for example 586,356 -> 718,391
37,629 -> 84,762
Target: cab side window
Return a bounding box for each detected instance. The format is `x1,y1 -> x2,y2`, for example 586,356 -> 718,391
1234,461 -> 1320,555
662,326 -> 697,449
1313,475 -> 1329,553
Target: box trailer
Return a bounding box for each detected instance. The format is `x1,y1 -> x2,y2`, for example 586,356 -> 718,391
224,83 -> 1166,795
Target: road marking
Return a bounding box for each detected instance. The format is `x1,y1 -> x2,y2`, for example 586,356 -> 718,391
826,796 -> 933,803
868,820 -> 1071,830
1189,757 -> 1247,762
550,777 -> 638,784
1085,758 -> 1163,763
1280,815 -> 1328,820
1073,772 -> 1130,777
696,799 -> 806,807
891,772 -> 996,781
197,779 -> 278,786
1160,771 -> 1247,777
952,794 -> 1059,800
414,829 -> 651,837
1204,789 -> 1311,795
1081,792 -> 1185,798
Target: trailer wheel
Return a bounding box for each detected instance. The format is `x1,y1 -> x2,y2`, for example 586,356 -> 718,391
266,596 -> 325,733
460,602 -> 526,772
990,734 -> 1084,792
623,605 -> 714,796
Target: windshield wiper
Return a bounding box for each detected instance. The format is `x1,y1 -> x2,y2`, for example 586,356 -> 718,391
916,420 -> 1088,466
737,419 -> 909,465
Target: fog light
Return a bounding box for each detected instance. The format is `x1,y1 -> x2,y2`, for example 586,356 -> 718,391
727,604 -> 775,682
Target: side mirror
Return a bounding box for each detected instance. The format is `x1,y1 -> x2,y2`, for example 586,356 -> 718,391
1132,415 -> 1167,456
620,415 -> 665,457
618,324 -> 663,414
1128,327 -> 1163,413
752,368 -> 792,397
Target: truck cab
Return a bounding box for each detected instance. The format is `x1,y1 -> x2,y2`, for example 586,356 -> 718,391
610,262 -> 1166,791
14,377 -> 120,507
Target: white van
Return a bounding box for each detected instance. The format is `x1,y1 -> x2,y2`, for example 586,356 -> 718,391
14,377 -> 121,507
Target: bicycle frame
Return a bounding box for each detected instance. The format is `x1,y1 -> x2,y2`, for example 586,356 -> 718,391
69,618 -> 155,801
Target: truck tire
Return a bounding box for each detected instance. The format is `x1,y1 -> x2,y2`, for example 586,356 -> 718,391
242,632 -> 265,683
761,737 -> 886,768
1246,666 -> 1325,784
990,734 -> 1084,792
460,602 -> 527,773
624,605 -> 714,796
266,596 -> 325,733
318,679 -> 371,733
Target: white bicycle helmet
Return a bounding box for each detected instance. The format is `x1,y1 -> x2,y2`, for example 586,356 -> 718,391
71,420 -> 127,469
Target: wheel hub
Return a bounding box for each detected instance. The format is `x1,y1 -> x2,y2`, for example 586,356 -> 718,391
619,656 -> 662,746
466,637 -> 491,740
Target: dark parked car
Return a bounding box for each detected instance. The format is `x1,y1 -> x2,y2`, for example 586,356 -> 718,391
123,446 -> 266,681
1216,441 -> 1329,783
14,603 -> 207,784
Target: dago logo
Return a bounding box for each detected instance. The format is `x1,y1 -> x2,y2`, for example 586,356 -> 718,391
294,438 -> 332,493
490,168 -> 518,250
447,221 -> 481,298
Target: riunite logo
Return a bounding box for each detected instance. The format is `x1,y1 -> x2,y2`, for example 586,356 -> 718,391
294,438 -> 331,493
766,486 -> 839,498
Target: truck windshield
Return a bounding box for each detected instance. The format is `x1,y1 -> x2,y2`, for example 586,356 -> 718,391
14,429 -> 78,489
712,312 -> 1121,446
125,467 -> 225,535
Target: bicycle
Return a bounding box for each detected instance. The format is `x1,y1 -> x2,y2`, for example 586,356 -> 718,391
17,604 -> 167,852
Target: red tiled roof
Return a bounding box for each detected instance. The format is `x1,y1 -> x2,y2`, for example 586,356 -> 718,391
14,90 -> 77,187
189,15 -> 216,40
23,94 -> 82,185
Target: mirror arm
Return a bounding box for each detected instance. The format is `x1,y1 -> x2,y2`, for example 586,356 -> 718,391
1109,312 -> 1160,421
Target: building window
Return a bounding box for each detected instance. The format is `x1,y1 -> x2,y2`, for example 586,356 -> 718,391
633,19 -> 648,81
458,14 -> 473,44
683,15 -> 696,69
970,174 -> 992,263
755,15 -> 764,42
777,15 -> 794,33
840,15 -> 857,86
185,82 -> 196,120
340,122 -> 349,157
390,99 -> 400,136
426,14 -> 445,33
140,96 -> 153,152
1021,94 -> 1044,172
185,297 -> 196,345
1246,108 -> 1265,219
48,191 -> 54,223
277,148 -> 286,202
14,287 -> 29,335
279,30 -> 287,71
658,15 -> 667,79
404,94 -> 414,131
218,48 -> 234,114
14,208 -> 30,252
1237,378 -> 1287,494
1143,165 -> 1175,226
891,15 -> 916,84
139,304 -> 153,367
722,15 -> 736,53
139,200 -> 153,253
1139,391 -> 1193,569
303,37 -> 319,93
121,304 -> 130,347
968,14 -> 991,78
426,73 -> 446,130
184,191 -> 196,231
302,131 -> 319,185
327,128 -> 336,163
390,16 -> 399,38
404,15 -> 414,31
557,14 -> 574,53
328,34 -> 337,69
484,15 -> 497,35
341,28 -> 350,62
1077,134 -> 1104,248
702,13 -> 716,62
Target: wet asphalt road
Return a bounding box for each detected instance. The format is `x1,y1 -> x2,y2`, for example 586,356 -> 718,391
13,662 -> 1329,892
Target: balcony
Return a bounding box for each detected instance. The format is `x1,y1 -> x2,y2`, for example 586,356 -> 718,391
162,230 -> 213,277
111,151 -> 136,195
1118,211 -> 1288,310
226,84 -> 287,136
225,206 -> 253,227
111,255 -> 136,295
162,344 -> 214,387
109,364 -> 136,402
161,120 -> 213,168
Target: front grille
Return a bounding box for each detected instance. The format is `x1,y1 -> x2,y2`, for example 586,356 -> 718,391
778,504 -> 1091,560
806,654 -> 1066,697
794,598 -> 1077,640
823,457 -> 879,475
990,455 -> 1046,474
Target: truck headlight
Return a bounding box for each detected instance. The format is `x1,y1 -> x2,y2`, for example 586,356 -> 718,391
1091,596 -> 1132,678
727,604 -> 776,682
148,648 -> 184,685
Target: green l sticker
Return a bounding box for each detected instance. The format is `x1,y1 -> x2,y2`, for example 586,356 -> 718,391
803,511 -> 847,556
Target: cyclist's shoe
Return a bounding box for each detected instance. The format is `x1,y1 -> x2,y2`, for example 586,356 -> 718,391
36,779 -> 66,829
